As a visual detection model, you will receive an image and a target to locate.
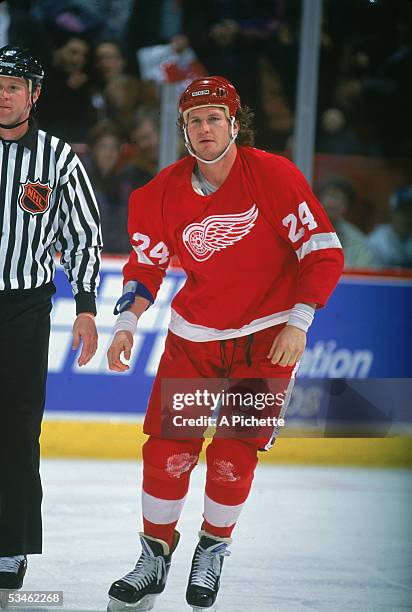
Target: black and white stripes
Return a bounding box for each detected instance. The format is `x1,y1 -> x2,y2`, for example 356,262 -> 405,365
0,123 -> 102,311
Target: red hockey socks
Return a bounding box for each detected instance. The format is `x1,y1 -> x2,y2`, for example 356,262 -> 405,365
142,436 -> 204,548
203,438 -> 259,538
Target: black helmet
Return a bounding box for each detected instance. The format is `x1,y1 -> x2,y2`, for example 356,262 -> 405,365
0,45 -> 44,91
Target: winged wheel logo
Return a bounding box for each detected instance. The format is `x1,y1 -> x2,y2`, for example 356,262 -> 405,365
182,204 -> 259,262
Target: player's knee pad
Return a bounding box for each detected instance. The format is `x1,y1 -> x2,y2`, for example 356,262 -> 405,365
143,436 -> 203,483
206,438 -> 259,489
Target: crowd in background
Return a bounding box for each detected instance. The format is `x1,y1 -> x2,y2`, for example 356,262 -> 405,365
0,0 -> 411,267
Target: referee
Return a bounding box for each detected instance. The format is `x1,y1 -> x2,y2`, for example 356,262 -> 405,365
0,46 -> 102,589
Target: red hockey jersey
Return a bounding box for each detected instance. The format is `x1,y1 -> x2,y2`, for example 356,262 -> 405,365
123,146 -> 344,341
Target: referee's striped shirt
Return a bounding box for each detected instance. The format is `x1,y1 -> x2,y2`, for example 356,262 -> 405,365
0,121 -> 102,313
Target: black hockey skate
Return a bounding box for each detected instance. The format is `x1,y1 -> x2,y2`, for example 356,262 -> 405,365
186,531 -> 231,611
107,532 -> 179,611
0,556 -> 27,610
0,556 -> 27,590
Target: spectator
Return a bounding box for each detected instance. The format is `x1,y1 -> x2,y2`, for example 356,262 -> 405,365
126,108 -> 160,178
83,123 -> 152,254
195,19 -> 263,122
258,54 -> 294,150
30,0 -> 102,43
96,0 -> 134,44
124,0 -> 185,56
261,2 -> 338,151
317,177 -> 380,269
317,108 -> 359,155
368,186 -> 412,268
136,33 -> 205,85
37,35 -> 97,142
93,40 -> 158,137
161,34 -> 206,83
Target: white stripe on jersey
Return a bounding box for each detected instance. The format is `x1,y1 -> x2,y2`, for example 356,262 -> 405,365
169,307 -> 291,342
294,232 -> 342,261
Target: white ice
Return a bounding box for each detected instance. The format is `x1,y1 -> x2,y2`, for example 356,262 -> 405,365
17,460 -> 412,612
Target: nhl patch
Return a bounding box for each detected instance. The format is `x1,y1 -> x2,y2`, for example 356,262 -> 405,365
19,180 -> 52,215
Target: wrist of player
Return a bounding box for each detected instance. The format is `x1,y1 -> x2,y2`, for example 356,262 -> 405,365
76,312 -> 95,321
113,280 -> 153,315
287,303 -> 315,333
113,311 -> 138,336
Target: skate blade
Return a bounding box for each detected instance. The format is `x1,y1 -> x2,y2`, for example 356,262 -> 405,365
191,607 -> 217,612
107,594 -> 157,611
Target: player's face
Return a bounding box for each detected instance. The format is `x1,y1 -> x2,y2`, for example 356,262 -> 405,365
0,76 -> 33,126
186,106 -> 234,160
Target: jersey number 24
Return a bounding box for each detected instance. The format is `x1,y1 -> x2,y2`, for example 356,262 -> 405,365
282,201 -> 318,243
132,232 -> 170,266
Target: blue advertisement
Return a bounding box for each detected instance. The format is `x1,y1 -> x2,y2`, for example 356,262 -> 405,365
45,260 -> 412,427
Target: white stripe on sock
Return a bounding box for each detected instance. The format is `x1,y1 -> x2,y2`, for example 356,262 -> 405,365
142,490 -> 186,524
203,493 -> 244,528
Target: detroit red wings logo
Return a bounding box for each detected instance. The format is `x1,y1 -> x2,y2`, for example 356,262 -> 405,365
19,180 -> 52,215
182,204 -> 259,262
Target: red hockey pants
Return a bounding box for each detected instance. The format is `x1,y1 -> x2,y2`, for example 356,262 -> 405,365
141,325 -> 296,547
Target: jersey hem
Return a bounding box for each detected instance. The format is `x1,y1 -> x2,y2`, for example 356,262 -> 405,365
168,308 -> 291,342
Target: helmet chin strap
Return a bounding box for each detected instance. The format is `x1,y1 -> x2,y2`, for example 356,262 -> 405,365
0,116 -> 30,129
183,116 -> 238,165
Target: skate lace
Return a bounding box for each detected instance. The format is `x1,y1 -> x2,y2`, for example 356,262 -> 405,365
121,553 -> 166,590
0,556 -> 23,573
190,546 -> 230,591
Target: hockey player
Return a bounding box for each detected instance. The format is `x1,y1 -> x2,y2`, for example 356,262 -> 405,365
106,76 -> 344,611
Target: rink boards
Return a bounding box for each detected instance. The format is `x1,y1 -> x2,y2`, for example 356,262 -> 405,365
41,259 -> 412,466
40,418 -> 412,467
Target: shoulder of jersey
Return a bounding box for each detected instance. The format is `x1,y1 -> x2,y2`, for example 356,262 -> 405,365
130,156 -> 192,200
239,145 -> 298,178
38,128 -> 63,146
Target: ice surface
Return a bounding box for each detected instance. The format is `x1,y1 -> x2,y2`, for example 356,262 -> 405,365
18,460 -> 412,612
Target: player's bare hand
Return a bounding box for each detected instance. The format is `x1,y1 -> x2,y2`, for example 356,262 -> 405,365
267,325 -> 306,367
107,331 -> 134,372
72,314 -> 98,367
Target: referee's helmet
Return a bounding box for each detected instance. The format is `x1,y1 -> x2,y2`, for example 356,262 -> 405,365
0,45 -> 44,93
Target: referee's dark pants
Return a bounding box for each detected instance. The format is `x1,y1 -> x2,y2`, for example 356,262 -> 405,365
0,283 -> 55,556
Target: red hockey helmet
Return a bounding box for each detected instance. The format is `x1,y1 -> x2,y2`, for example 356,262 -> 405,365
179,76 -> 241,122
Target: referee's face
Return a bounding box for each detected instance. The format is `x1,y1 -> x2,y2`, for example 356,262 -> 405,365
0,76 -> 34,127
